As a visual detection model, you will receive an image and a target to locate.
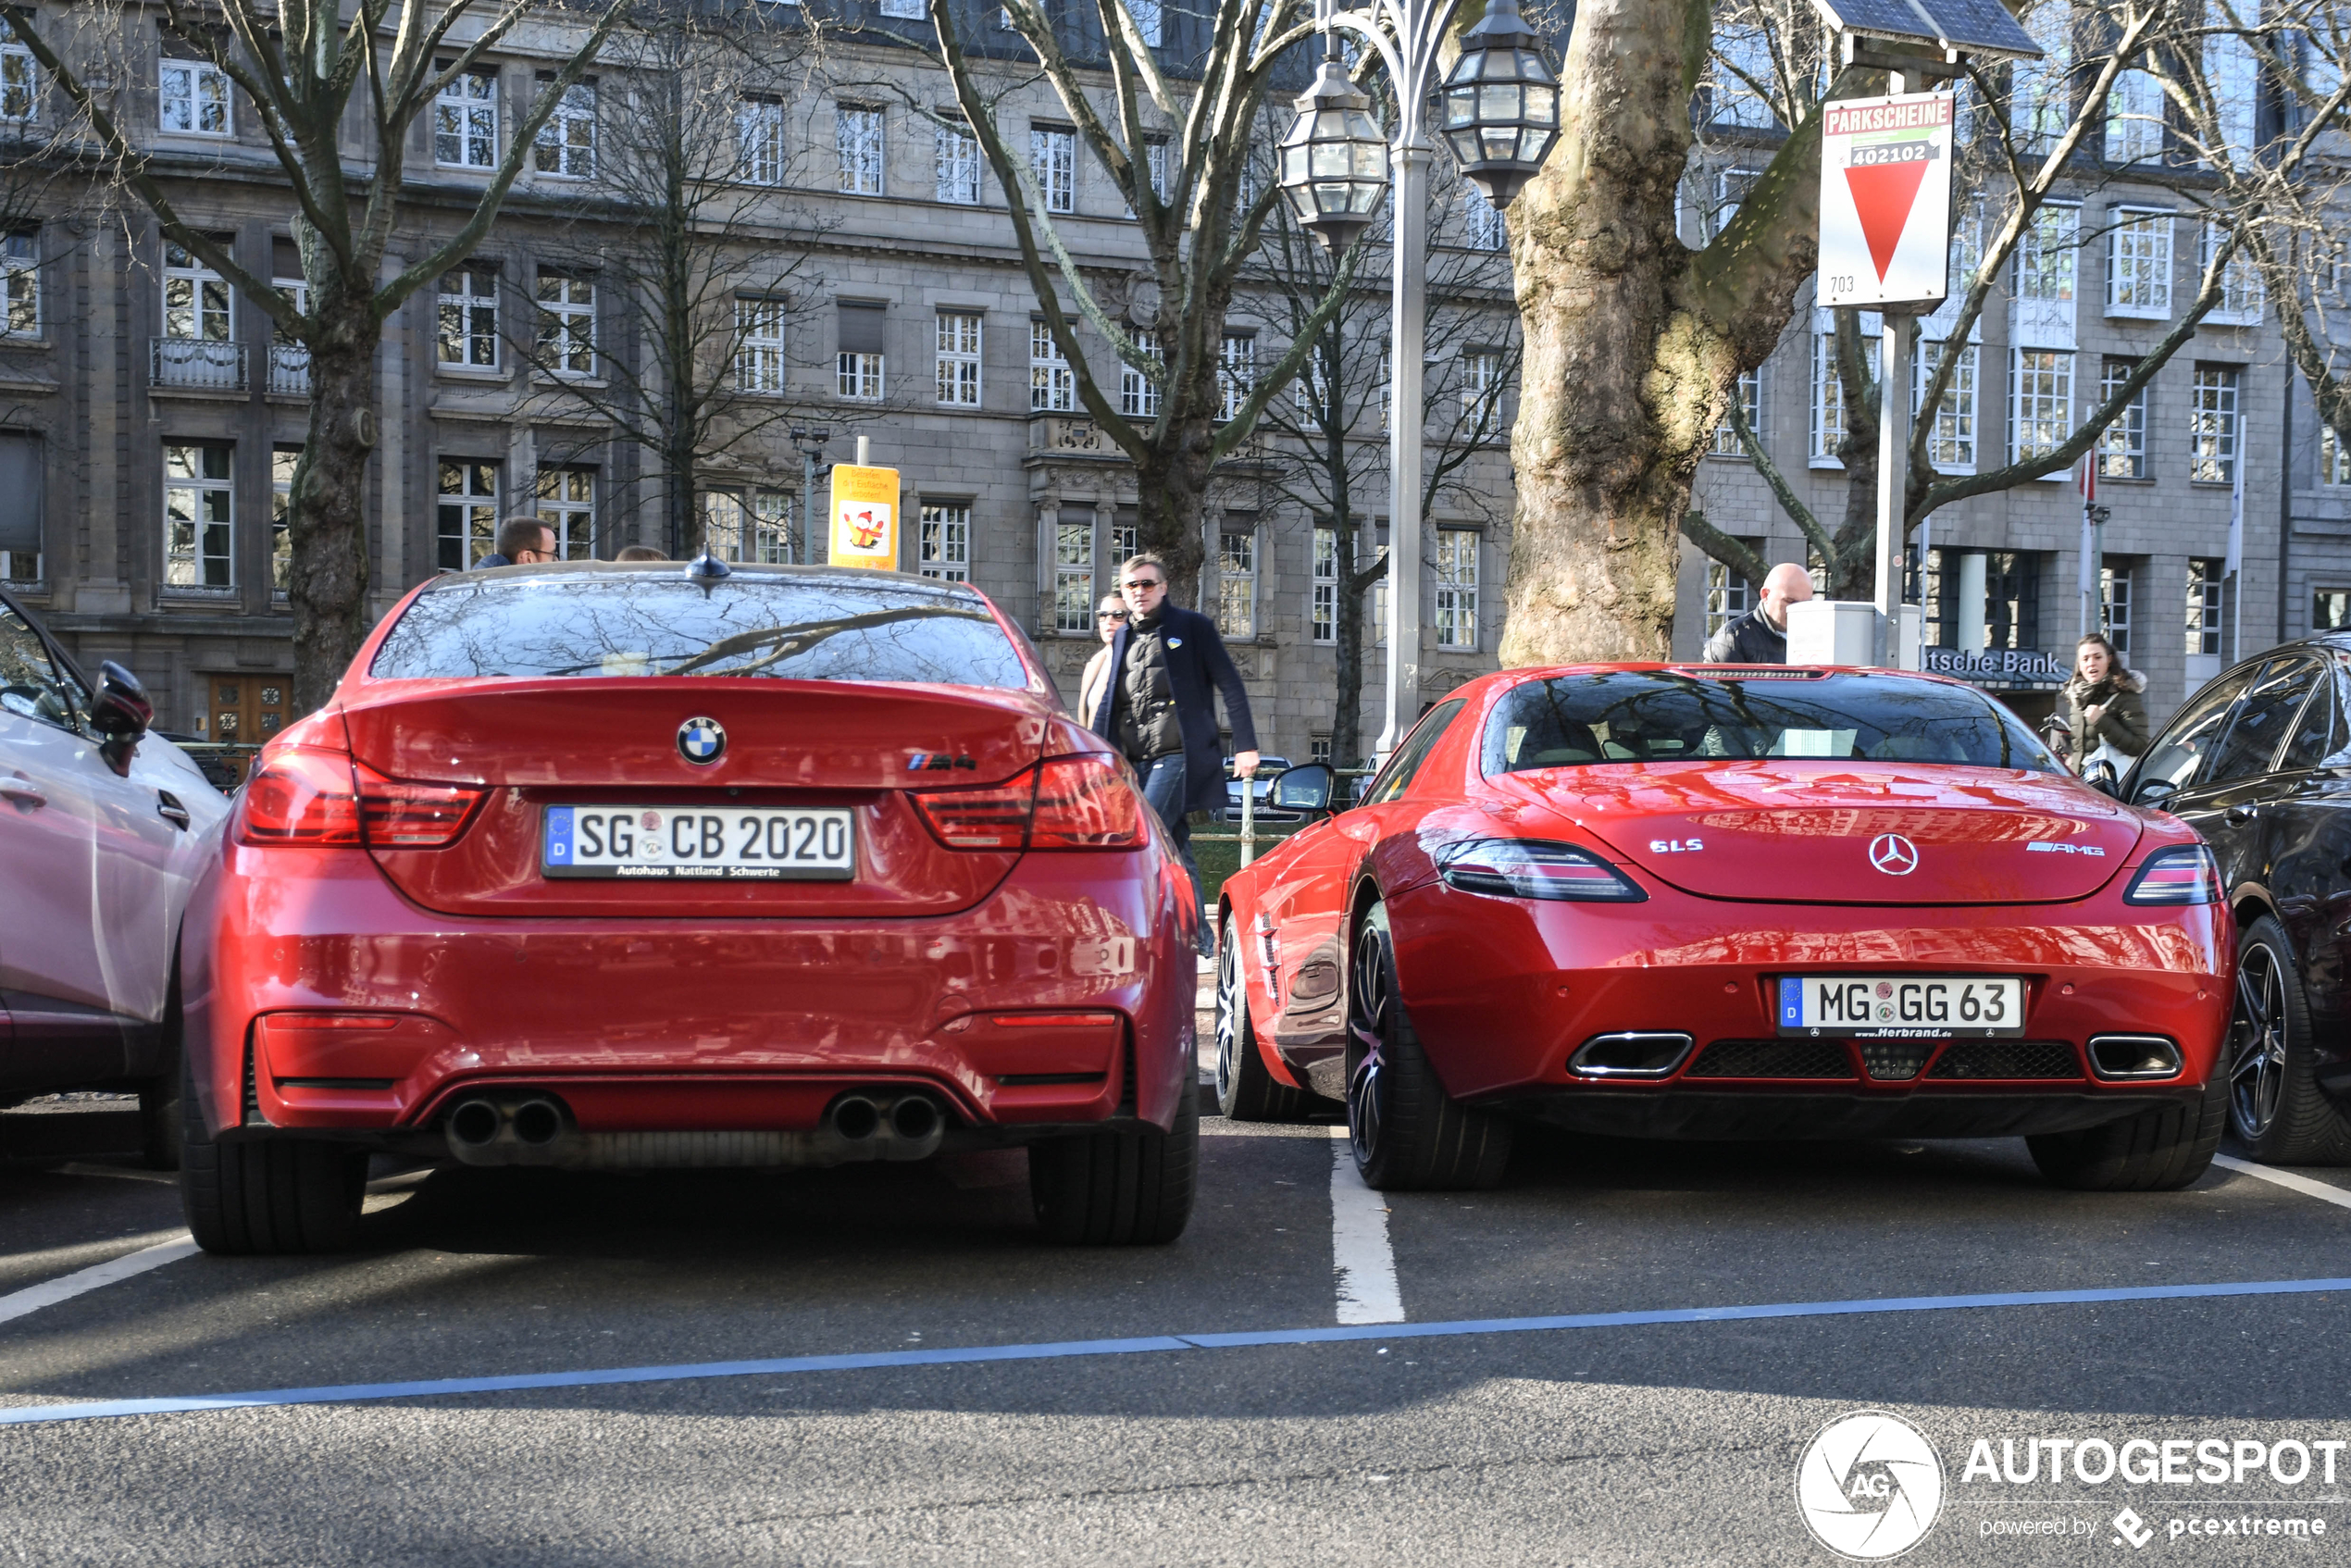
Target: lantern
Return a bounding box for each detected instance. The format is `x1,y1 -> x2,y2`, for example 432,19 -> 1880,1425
1276,49 -> 1389,255
1439,0 -> 1561,209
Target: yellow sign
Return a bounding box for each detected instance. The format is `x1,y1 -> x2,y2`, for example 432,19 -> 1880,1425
828,464 -> 900,568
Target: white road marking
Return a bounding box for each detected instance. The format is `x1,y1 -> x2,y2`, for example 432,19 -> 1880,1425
0,1235 -> 199,1328
1328,1126 -> 1404,1325
2213,1153 -> 2351,1211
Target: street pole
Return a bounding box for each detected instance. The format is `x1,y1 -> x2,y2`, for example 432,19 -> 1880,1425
1875,310 -> 1912,666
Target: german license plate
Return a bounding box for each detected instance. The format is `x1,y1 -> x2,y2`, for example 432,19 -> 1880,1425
1777,976 -> 2024,1038
541,805 -> 854,880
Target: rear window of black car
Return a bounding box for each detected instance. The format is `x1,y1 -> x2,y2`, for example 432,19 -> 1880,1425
368,568 -> 1033,688
1484,671 -> 2063,774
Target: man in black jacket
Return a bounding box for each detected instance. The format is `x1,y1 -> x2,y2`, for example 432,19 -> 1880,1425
1088,552 -> 1258,956
473,516 -> 560,570
1701,561 -> 1814,663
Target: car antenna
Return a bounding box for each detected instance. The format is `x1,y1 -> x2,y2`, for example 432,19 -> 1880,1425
685,551 -> 731,591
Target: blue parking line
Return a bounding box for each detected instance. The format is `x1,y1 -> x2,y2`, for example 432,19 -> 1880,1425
4,1276 -> 2346,1428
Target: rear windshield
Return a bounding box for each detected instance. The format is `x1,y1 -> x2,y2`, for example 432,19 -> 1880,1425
1484,671 -> 2062,774
368,569 -> 1033,687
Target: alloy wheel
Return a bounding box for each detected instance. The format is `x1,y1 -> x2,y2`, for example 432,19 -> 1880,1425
1346,919 -> 1390,1164
1214,926 -> 1241,1106
2231,941 -> 2289,1140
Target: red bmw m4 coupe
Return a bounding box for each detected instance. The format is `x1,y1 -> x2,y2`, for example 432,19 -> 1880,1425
178,563 -> 1199,1252
1215,666 -> 2233,1193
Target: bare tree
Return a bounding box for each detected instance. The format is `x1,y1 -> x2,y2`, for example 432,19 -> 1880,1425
3,0 -> 624,705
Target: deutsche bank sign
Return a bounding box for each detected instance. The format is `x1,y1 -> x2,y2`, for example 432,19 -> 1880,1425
1920,648 -> 2071,685
1818,92 -> 1955,309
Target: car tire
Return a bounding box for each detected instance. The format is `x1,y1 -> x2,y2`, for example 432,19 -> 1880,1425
1030,1070 -> 1200,1245
139,961 -> 186,1172
1216,912 -> 1309,1122
2225,915 -> 2351,1164
1345,901 -> 1511,1191
2026,1040 -> 2229,1192
179,1055 -> 367,1255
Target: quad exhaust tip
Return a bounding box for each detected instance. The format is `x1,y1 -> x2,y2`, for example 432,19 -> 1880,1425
449,1098 -> 502,1148
832,1096 -> 882,1140
2086,1034 -> 2184,1080
1569,1032 -> 1695,1079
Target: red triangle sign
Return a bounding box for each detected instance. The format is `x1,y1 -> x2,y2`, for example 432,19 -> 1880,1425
1843,156 -> 1930,282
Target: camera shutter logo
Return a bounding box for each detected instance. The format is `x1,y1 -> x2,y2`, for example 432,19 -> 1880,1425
1794,1410 -> 1944,1560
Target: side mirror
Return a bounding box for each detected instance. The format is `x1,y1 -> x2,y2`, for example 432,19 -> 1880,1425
90,660 -> 152,777
2133,777 -> 2178,808
1269,763 -> 1334,814
2081,758 -> 2119,797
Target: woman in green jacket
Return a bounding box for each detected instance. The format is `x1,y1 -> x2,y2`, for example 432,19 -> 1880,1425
2059,632 -> 2148,772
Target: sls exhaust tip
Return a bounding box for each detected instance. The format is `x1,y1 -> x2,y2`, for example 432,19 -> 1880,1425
832,1097 -> 881,1140
889,1096 -> 940,1142
449,1100 -> 501,1147
511,1099 -> 564,1146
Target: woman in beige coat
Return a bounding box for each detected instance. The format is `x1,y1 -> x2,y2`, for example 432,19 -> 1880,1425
1077,593 -> 1126,724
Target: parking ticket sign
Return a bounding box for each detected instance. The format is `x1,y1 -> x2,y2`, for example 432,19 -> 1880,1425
829,463 -> 901,568
1817,91 -> 1954,309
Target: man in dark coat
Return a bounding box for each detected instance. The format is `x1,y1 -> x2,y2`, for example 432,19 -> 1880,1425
1088,552 -> 1258,956
1701,561 -> 1814,663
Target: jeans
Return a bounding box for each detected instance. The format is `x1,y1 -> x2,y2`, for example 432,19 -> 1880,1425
1137,752 -> 1209,954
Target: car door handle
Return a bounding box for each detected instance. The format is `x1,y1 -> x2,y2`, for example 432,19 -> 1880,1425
0,774 -> 44,809
2225,803 -> 2258,826
156,790 -> 191,829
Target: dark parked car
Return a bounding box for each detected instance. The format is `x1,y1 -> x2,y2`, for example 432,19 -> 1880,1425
1222,754 -> 1297,822
2120,635 -> 2351,1164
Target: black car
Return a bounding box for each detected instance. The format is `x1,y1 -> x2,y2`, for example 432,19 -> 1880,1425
2120,636 -> 2351,1164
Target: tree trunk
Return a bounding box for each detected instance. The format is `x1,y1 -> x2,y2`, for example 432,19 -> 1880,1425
286,301 -> 379,713
1133,438 -> 1211,605
1499,0 -> 1835,666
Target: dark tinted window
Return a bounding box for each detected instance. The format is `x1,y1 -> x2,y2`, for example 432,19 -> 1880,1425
2281,661 -> 2348,772
1482,671 -> 2061,774
1362,699 -> 1466,803
2206,658 -> 2322,783
2131,666 -> 2254,802
369,569 -> 1032,687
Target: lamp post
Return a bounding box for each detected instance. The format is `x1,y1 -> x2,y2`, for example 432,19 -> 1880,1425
790,425 -> 831,564
1278,0 -> 1559,755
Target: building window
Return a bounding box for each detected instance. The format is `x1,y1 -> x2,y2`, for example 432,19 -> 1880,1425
2200,222 -> 2264,325
702,491 -> 745,560
270,446 -> 297,592
879,0 -> 925,16
1030,320 -> 1075,411
1109,507 -> 1137,568
705,490 -> 791,563
2188,559 -> 2225,654
1054,516 -> 1093,631
1933,550 -> 2043,652
739,96 -> 785,185
2316,589 -> 2351,632
2189,365 -> 2240,483
2099,560 -> 2133,655
1312,524 -> 1338,644
436,460 -> 498,570
536,467 -> 594,559
1435,529 -> 1478,649
1464,187 -> 1507,250
919,503 -> 971,581
2096,356 -> 2148,479
1217,526 -> 1257,638
1705,548 -> 1758,639
533,78 -> 595,178
837,301 -> 885,401
1462,348 -> 1503,417
837,352 -> 884,400
2323,424 -> 2351,486
159,58 -> 230,137
0,41 -> 37,123
2104,68 -> 2164,164
2008,349 -> 2072,465
434,68 -> 498,168
1031,126 -> 1076,214
163,443 -> 233,589
936,118 -> 981,204
1218,333 -> 1255,421
536,269 -> 595,376
1810,332 -> 1847,462
437,268 -> 499,368
1710,367 -> 1760,456
936,310 -> 982,406
2107,209 -> 2172,318
2011,0 -> 2072,151
1708,24 -> 1779,129
2017,204 -> 2078,303
2208,31 -> 2259,161
1912,342 -> 1978,472
1147,139 -> 1171,203
1310,735 -> 1332,765
164,242 -> 231,342
1130,0 -> 1163,45
736,299 -> 786,392
751,491 -> 792,563
0,232 -> 34,337
837,105 -> 885,195
1122,339 -> 1162,418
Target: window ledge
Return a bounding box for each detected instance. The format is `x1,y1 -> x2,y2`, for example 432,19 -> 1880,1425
434,365 -> 507,380
433,162 -> 497,175
533,373 -> 609,390
0,334 -> 52,351
2104,305 -> 2172,321
1808,456 -> 1845,470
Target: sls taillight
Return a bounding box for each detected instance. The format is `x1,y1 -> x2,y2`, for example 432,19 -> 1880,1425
238,745 -> 485,849
912,754 -> 1142,852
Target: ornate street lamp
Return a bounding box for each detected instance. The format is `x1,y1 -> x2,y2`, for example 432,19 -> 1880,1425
1276,44 -> 1390,255
1439,0 -> 1561,207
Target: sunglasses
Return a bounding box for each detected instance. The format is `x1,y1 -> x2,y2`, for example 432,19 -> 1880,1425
1123,578 -> 1164,591
1098,610 -> 1129,621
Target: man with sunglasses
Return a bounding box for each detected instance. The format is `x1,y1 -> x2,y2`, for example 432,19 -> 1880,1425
1088,553 -> 1259,958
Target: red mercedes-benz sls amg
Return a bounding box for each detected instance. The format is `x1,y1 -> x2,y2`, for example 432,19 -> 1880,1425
1215,666 -> 2233,1193
178,562 -> 1199,1252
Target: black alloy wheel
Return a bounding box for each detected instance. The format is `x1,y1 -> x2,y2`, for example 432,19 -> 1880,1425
2225,915 -> 2351,1164
1343,901 -> 1510,1191
1215,911 -> 1307,1122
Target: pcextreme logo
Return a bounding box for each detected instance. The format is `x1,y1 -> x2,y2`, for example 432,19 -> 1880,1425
1796,1411 -> 1947,1560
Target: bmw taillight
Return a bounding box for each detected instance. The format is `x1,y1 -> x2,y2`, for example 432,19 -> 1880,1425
238,746 -> 484,849
2121,843 -> 2222,905
913,754 -> 1142,852
1436,839 -> 1648,902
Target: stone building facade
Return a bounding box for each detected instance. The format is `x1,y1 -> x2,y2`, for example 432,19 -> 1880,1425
0,11 -> 1517,765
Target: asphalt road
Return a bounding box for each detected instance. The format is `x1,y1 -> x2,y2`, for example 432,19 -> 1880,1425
5,1028 -> 2351,1565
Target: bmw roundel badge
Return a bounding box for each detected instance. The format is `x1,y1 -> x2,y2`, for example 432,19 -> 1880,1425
677,716 -> 727,765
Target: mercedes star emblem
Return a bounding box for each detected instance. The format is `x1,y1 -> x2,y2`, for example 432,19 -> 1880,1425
677,716 -> 727,765
1868,833 -> 1920,876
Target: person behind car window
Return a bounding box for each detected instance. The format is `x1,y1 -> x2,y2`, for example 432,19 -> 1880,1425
1078,592 -> 1125,725
1703,562 -> 1813,663
615,544 -> 668,562
2059,632 -> 2147,775
476,517 -> 559,570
